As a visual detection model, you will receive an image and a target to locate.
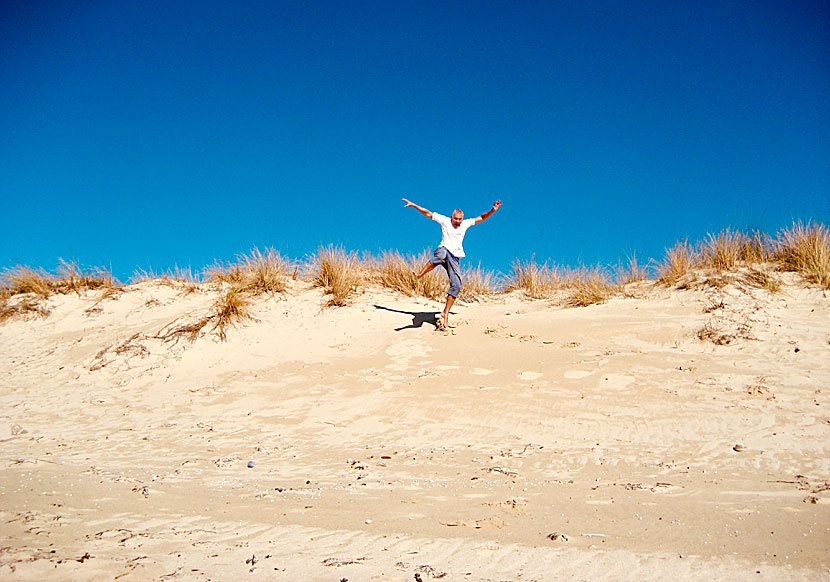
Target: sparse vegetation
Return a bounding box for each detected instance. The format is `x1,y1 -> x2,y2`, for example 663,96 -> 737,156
614,254 -> 651,285
775,221 -> 830,289
206,247 -> 291,294
2,265 -> 55,296
212,286 -> 255,340
2,221 -> 827,328
563,267 -> 616,307
312,246 -> 364,306
506,257 -> 561,298
1,260 -> 118,304
744,267 -> 781,293
458,263 -> 499,302
0,295 -> 51,322
701,229 -> 744,271
658,240 -> 697,286
373,250 -> 446,299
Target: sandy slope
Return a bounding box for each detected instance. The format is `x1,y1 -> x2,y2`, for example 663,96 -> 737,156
1,278 -> 828,581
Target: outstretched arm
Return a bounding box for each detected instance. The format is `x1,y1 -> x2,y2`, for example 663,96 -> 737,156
402,198 -> 433,218
475,200 -> 502,224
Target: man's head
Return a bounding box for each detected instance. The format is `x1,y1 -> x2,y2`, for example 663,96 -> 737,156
451,209 -> 464,228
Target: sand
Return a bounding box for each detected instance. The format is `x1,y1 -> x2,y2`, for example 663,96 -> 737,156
1,277 -> 828,581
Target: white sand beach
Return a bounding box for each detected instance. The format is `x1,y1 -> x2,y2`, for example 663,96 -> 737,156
1,277 -> 828,581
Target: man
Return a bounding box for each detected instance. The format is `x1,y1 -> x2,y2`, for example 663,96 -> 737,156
402,198 -> 502,329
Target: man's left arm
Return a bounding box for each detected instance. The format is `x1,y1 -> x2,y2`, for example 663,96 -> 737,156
475,200 -> 502,224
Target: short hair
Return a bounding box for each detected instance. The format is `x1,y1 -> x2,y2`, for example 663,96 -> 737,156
452,209 -> 464,217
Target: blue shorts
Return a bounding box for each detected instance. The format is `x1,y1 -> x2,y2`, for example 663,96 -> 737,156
430,246 -> 462,297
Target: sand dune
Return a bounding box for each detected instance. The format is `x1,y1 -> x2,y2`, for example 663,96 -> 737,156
1,277 -> 828,581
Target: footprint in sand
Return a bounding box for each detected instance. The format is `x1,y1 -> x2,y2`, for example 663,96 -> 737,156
470,368 -> 495,376
520,371 -> 543,381
564,370 -> 594,379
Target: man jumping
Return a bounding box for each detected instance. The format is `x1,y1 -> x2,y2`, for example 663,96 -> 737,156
402,198 -> 502,330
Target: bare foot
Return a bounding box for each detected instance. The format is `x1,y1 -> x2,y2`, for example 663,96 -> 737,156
412,270 -> 422,279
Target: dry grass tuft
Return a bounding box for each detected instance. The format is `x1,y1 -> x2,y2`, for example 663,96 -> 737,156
158,316 -> 214,344
658,240 -> 697,285
741,230 -> 772,263
3,261 -> 117,298
212,286 -> 255,340
373,251 -> 447,299
563,267 -> 616,307
744,266 -> 781,293
2,265 -> 55,296
238,248 -> 290,294
204,261 -> 245,286
775,221 -> 830,288
458,263 -> 499,302
158,285 -> 256,343
0,295 -> 51,322
312,246 -> 364,306
506,257 -> 561,298
701,229 -> 744,271
614,254 -> 651,285
207,247 -> 290,295
373,251 -> 416,295
54,259 -> 117,294
697,320 -> 734,345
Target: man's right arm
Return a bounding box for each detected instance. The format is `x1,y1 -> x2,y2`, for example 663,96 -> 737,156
402,198 -> 432,218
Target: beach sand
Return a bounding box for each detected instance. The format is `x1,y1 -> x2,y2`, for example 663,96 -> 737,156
1,277 -> 828,580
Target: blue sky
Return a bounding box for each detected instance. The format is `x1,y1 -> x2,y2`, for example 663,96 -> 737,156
2,1 -> 828,281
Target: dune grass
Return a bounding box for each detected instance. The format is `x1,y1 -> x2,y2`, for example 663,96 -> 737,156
563,266 -> 616,307
132,265 -> 199,286
211,286 -> 255,340
458,262 -> 499,302
2,265 -> 56,297
775,221 -> 830,288
701,228 -> 745,271
656,223 -> 830,290
207,247 -> 291,294
2,221 -> 827,327
373,250 -> 444,299
506,257 -> 561,298
657,240 -> 697,286
312,246 -> 365,306
0,295 -> 51,322
1,260 -> 117,298
614,254 -> 651,286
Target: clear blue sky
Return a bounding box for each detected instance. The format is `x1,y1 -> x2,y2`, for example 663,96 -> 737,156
2,1 -> 828,281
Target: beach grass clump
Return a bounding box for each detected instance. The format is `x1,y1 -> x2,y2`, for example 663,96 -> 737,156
701,229 -> 744,271
657,240 -> 698,286
0,294 -> 51,322
206,247 -> 291,295
774,221 -> 830,288
614,254 -> 651,285
54,259 -> 117,294
563,266 -> 616,307
312,245 -> 364,306
238,247 -> 290,294
458,263 -> 499,302
744,267 -> 781,293
372,250 -> 446,300
212,286 -> 254,340
506,257 -> 561,298
131,266 -> 200,296
373,251 -> 418,295
2,265 -> 56,297
2,261 -> 116,297
741,230 -> 773,264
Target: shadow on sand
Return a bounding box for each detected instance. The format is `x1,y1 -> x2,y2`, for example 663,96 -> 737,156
374,304 -> 453,332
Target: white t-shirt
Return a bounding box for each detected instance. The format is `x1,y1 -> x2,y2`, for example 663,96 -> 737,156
432,213 -> 476,258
